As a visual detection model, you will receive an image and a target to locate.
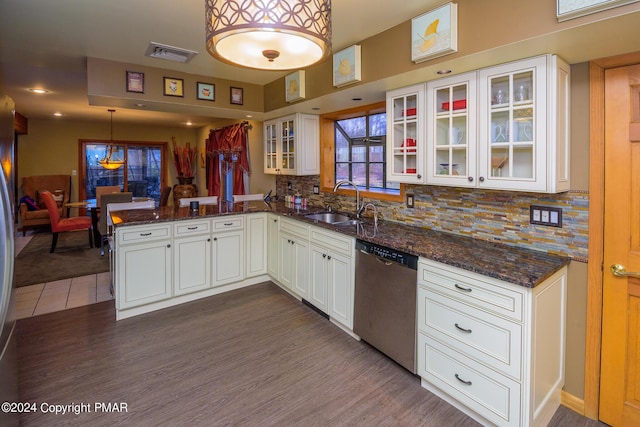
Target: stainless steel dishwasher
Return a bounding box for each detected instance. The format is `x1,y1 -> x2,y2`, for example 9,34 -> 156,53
353,239 -> 418,374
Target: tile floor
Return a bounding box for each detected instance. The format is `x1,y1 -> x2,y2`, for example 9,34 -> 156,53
14,232 -> 112,320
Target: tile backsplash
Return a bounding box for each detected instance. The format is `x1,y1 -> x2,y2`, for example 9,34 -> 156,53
275,175 -> 588,262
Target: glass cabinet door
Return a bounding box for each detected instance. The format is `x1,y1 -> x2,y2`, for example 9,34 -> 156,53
487,68 -> 535,180
280,117 -> 296,173
386,83 -> 424,183
264,120 -> 278,173
427,72 -> 476,186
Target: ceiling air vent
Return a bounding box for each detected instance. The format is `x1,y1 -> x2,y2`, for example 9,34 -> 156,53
145,42 -> 198,63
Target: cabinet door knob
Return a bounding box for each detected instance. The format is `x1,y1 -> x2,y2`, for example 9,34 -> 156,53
213,237 -> 218,241
467,176 -> 474,182
323,253 -> 326,258
166,244 -> 171,248
207,238 -> 211,242
479,176 -> 485,182
417,174 -> 422,179
327,255 -> 331,260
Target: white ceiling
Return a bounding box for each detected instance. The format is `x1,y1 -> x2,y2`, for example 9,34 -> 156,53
1,1 -> 640,127
0,0 -> 440,126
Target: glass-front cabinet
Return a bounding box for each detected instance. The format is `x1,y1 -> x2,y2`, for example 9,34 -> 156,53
478,55 -> 570,193
386,83 -> 426,184
263,113 -> 319,176
421,54 -> 570,193
426,72 -> 476,187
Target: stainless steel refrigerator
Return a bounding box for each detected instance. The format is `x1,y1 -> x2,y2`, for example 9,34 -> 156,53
0,91 -> 19,426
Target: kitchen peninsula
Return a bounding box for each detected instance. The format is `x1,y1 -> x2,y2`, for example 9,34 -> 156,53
112,200 -> 569,426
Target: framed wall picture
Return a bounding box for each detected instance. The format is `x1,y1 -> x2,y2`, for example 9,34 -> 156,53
163,77 -> 184,97
126,71 -> 144,93
557,0 -> 639,21
333,45 -> 362,87
197,82 -> 215,101
230,87 -> 243,105
411,2 -> 458,64
285,70 -> 305,102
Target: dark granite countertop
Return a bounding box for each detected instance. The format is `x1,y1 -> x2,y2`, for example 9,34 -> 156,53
112,200 -> 569,288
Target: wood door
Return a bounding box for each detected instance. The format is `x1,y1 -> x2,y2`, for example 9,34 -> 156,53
600,63 -> 640,426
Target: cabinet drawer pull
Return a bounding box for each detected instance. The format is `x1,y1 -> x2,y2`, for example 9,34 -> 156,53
139,232 -> 152,236
187,226 -> 198,230
455,374 -> 472,386
223,222 -> 233,226
454,283 -> 472,292
454,323 -> 472,333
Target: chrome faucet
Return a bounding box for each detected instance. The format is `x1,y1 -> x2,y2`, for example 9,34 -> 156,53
333,180 -> 364,218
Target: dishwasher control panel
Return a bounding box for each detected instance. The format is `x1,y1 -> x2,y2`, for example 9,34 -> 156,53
356,240 -> 418,269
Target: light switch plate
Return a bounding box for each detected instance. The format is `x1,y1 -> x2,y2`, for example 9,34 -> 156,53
530,205 -> 562,228
406,194 -> 414,208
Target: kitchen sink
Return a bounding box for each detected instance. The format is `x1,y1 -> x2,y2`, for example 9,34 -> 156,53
332,219 -> 363,227
304,212 -> 351,224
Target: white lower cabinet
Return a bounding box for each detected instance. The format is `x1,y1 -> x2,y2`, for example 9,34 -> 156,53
116,224 -> 173,310
246,213 -> 267,277
309,227 -> 355,329
417,258 -> 567,427
212,216 -> 245,287
278,217 -> 310,299
173,219 -> 212,296
266,214 -> 279,278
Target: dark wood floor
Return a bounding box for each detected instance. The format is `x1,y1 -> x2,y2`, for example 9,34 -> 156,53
17,282 -> 606,426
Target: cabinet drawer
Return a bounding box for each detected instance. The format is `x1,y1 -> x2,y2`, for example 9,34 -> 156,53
212,216 -> 243,231
418,287 -> 522,380
310,226 -> 354,257
418,334 -> 521,427
117,224 -> 172,245
280,217 -> 309,240
174,219 -> 211,236
419,259 -> 524,322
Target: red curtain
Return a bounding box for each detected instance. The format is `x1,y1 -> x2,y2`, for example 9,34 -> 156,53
205,123 -> 250,197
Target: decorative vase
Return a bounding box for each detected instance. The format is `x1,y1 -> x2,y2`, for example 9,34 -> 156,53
177,176 -> 194,185
173,182 -> 197,207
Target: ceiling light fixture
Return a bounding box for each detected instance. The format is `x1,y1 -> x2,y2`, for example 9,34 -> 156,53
29,88 -> 49,94
98,109 -> 125,170
205,0 -> 332,70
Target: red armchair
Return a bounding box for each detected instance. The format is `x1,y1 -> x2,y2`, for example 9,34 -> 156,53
40,190 -> 93,253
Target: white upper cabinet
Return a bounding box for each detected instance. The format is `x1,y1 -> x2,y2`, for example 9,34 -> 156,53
400,54 -> 570,193
264,113 -> 319,176
386,83 -> 426,184
426,72 -> 477,187
478,55 -> 570,193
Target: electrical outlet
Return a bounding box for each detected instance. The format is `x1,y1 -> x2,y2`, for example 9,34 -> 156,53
287,181 -> 292,190
406,194 -> 414,208
313,185 -> 319,195
530,205 -> 562,228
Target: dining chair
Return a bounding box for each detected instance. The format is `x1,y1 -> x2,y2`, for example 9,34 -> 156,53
106,199 -> 156,297
232,194 -> 264,202
95,185 -> 121,205
40,190 -> 93,253
159,186 -> 171,207
98,192 -> 132,256
178,196 -> 218,207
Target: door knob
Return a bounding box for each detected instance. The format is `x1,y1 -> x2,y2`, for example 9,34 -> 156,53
610,263 -> 640,278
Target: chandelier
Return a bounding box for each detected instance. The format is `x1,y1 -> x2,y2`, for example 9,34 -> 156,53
205,0 -> 332,70
98,109 -> 124,170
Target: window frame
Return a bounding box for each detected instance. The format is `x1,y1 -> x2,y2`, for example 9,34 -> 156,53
78,139 -> 168,202
320,102 -> 405,202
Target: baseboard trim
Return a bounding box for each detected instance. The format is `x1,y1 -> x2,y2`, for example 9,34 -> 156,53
561,390 -> 586,416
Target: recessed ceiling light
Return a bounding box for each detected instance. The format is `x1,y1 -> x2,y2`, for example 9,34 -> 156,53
312,107 -> 320,111
29,88 -> 49,94
53,112 -> 62,117
135,103 -> 146,108
436,69 -> 452,75
352,97 -> 362,101
245,114 -> 253,118
186,121 -> 193,126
